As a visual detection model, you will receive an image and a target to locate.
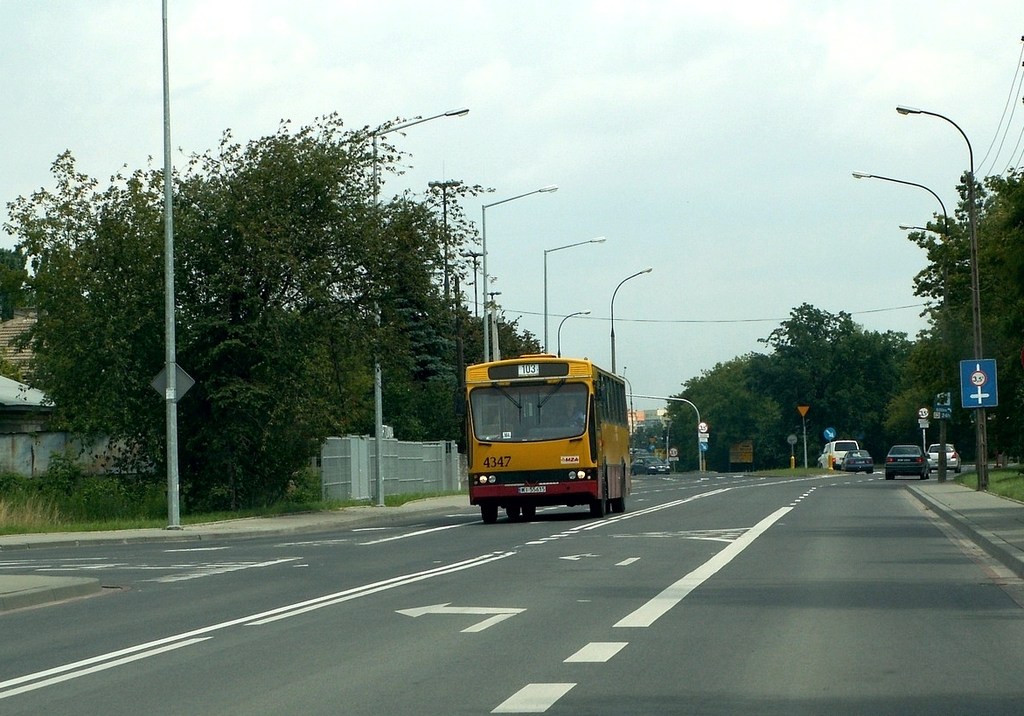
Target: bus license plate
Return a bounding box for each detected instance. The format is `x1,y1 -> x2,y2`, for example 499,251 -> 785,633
518,486 -> 546,494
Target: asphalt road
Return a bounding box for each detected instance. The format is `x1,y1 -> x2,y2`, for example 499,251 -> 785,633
2,473 -> 1023,715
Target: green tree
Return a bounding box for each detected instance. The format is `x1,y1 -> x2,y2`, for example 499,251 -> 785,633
6,152 -> 166,471
5,117 -> 540,510
674,355 -> 782,471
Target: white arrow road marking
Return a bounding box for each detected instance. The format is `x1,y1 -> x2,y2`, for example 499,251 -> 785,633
396,603 -> 525,632
559,553 -> 598,561
2,552 -> 516,700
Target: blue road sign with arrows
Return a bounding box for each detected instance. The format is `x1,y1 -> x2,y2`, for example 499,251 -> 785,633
959,359 -> 998,409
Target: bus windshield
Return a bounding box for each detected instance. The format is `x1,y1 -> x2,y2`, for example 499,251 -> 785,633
469,382 -> 588,442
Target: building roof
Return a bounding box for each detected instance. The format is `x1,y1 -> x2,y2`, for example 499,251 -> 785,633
0,313 -> 35,376
0,375 -> 48,408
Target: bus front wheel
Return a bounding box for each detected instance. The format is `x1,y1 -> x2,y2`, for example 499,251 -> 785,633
590,497 -> 606,518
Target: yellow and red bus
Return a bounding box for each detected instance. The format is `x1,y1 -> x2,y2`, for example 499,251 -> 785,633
465,354 -> 631,523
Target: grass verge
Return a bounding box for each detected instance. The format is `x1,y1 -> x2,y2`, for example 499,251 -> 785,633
955,467 -> 1024,503
0,490 -> 466,536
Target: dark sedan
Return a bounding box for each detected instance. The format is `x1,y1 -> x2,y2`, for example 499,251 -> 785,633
840,449 -> 874,474
884,444 -> 929,480
630,456 -> 671,475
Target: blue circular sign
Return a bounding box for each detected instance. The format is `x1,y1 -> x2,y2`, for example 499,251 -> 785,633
823,427 -> 836,441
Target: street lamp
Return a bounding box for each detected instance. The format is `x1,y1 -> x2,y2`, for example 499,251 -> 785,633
481,185 -> 558,362
896,104 -> 988,490
853,170 -> 954,482
370,107 -> 468,506
851,172 -> 950,235
556,309 -> 591,357
609,268 -> 652,373
543,237 -> 605,352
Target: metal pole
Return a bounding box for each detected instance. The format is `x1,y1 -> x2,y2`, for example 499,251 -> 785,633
161,0 -> 181,529
632,394 -> 702,472
896,105 -> 988,490
556,310 -> 590,357
480,186 -> 558,362
802,414 -> 808,469
543,237 -> 605,352
370,109 -> 468,506
543,250 -> 548,352
481,205 -> 489,363
610,268 -> 652,373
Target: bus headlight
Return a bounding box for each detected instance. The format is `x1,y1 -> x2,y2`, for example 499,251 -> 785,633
477,475 -> 488,485
577,470 -> 587,480
488,475 -> 497,484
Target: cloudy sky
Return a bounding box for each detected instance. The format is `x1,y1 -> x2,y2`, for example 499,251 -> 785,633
2,0 -> 1022,418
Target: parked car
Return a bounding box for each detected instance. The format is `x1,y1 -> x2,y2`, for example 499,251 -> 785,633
927,443 -> 962,473
817,439 -> 860,469
630,455 -> 671,475
840,449 -> 874,474
884,444 -> 929,480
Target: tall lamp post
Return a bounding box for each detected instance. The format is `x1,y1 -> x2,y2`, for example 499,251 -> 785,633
481,185 -> 558,362
370,107 -> 468,506
609,267 -> 653,373
896,105 -> 988,490
852,171 -> 953,482
543,237 -> 605,352
161,0 -> 181,529
556,309 -> 591,357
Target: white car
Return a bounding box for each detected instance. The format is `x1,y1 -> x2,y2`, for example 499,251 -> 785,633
927,443 -> 961,473
817,439 -> 860,470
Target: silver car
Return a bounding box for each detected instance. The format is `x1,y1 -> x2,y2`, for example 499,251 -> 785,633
927,443 -> 961,473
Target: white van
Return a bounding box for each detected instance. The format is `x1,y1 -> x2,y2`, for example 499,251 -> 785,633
817,439 -> 860,469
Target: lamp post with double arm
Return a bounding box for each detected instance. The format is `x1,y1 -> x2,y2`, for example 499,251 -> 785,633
370,108 -> 468,506
895,105 -> 988,490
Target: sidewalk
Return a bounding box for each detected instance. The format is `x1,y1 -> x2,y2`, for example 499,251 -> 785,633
0,495 -> 470,612
906,479 -> 1024,579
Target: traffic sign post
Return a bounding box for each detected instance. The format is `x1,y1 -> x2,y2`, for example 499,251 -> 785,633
787,434 -> 798,469
917,407 -> 930,455
796,405 -> 810,468
933,392 -> 951,483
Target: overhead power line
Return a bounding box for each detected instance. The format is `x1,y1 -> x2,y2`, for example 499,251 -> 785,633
498,302 -> 929,325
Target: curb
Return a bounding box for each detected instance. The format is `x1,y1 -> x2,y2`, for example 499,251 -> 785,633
0,576 -> 101,612
906,485 -> 1024,580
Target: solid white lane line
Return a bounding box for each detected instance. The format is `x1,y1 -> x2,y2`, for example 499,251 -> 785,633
0,638 -> 211,700
359,522 -> 468,545
492,683 -> 576,713
616,557 -> 640,566
564,642 -> 628,663
614,506 -> 792,628
1,552 -> 515,696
